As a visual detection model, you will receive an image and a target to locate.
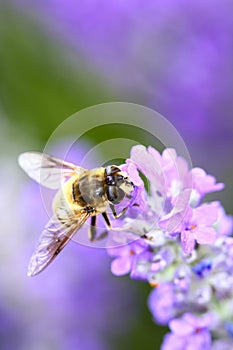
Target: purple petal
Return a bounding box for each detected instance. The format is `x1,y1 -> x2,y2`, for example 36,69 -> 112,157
169,317 -> 194,335
148,283 -> 175,325
162,149 -> 190,193
162,148 -> 178,166
161,333 -> 187,350
192,313 -> 213,328
111,256 -> 132,276
130,145 -> 164,193
172,190 -> 192,212
148,146 -> 162,163
213,201 -> 233,236
190,332 -> 212,350
151,148 -> 190,195
181,230 -> 195,254
194,203 -> 218,226
182,313 -> 202,326
194,227 -> 216,245
182,312 -> 213,328
159,210 -> 185,233
120,159 -> 144,188
159,197 -> 192,233
112,156 -> 146,217
218,213 -> 233,236
191,167 -> 224,196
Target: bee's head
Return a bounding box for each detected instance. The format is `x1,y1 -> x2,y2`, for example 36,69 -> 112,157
105,165 -> 135,204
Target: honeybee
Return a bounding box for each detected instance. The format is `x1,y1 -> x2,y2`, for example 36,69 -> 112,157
18,152 -> 135,276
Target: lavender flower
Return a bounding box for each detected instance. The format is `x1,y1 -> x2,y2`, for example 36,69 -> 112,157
107,145 -> 233,348
108,240 -> 148,277
160,203 -> 218,254
161,313 -> 212,350
148,283 -> 177,325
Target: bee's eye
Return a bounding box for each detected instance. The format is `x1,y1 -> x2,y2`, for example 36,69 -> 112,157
118,175 -> 123,181
107,186 -> 125,204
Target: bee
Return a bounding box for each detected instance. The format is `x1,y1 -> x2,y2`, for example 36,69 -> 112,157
18,152 -> 135,276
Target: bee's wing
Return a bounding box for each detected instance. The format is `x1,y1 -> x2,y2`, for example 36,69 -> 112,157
18,152 -> 87,189
27,213 -> 90,276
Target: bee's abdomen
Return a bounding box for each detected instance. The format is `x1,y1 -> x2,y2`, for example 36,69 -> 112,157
72,169 -> 107,209
72,181 -> 87,206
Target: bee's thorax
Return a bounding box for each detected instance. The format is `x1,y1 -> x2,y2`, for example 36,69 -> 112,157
71,168 -> 108,212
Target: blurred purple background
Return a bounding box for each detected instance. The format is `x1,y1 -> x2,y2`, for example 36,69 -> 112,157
10,1 -> 233,154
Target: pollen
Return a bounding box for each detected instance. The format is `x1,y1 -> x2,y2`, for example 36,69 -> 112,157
149,282 -> 160,288
191,224 -> 197,230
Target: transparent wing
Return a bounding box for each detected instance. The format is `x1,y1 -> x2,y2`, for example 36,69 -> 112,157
18,152 -> 87,189
27,213 -> 90,276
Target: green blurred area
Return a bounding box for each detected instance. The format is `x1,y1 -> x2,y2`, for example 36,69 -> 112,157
0,6 -> 162,148
0,5 -> 116,143
0,6 -> 167,350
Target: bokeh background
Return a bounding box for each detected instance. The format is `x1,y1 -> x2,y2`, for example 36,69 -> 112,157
1,1 -> 233,349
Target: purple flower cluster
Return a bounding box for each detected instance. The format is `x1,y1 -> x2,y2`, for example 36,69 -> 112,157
109,145 -> 233,349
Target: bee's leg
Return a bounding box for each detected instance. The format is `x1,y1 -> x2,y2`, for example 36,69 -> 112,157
89,215 -> 97,241
91,212 -> 110,241
109,203 -> 128,219
89,214 -> 108,241
102,212 -> 111,228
